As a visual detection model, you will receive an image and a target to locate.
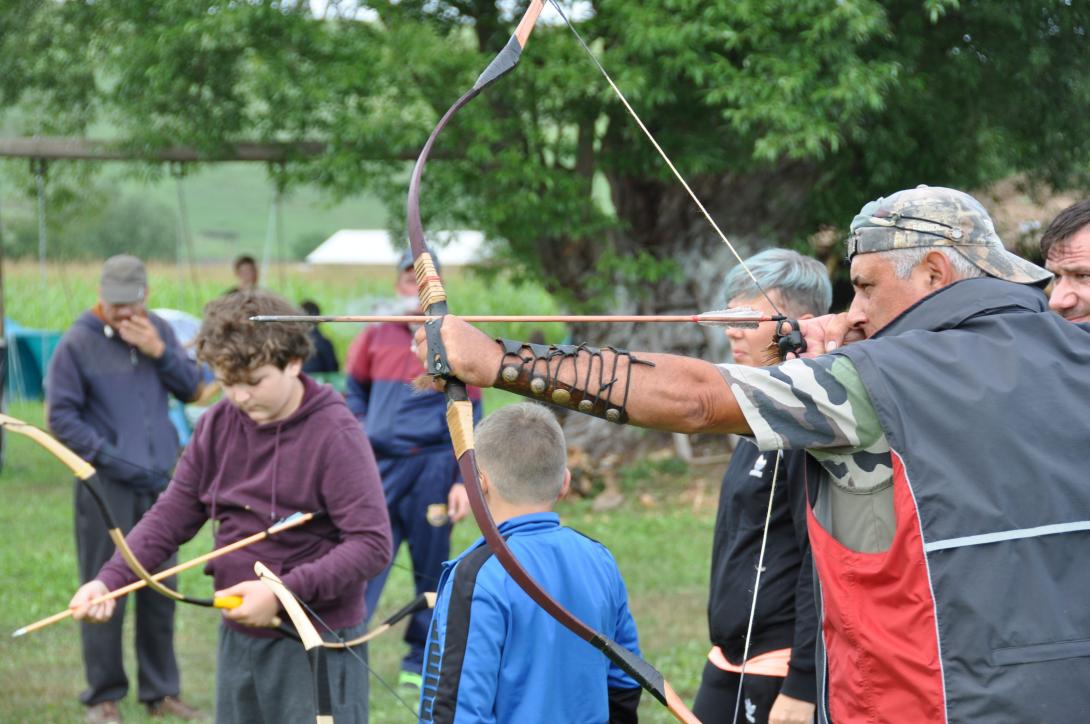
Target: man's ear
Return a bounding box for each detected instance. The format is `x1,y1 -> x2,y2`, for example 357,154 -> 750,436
558,468 -> 572,501
923,249 -> 958,288
479,469 -> 492,498
285,359 -> 303,377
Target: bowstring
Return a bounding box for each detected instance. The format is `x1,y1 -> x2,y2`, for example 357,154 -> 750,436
546,0 -> 785,320
290,588 -> 420,719
547,5 -> 794,717
731,450 -> 781,724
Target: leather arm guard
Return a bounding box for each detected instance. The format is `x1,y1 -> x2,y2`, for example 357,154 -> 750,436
493,339 -> 654,424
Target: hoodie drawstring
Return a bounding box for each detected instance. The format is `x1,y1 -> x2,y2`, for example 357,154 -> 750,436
270,422 -> 283,521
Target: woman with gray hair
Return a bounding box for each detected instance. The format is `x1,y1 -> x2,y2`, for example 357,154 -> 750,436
695,248 -> 831,724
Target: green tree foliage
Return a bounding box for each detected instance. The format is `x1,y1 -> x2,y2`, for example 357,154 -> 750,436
4,1 -> 1090,347
2,186 -> 176,262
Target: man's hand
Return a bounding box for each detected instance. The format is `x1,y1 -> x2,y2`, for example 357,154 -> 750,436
412,317 -> 503,388
216,580 -> 282,627
447,483 -> 470,523
117,315 -> 166,359
797,313 -> 865,356
69,580 -> 114,623
769,692 -> 816,724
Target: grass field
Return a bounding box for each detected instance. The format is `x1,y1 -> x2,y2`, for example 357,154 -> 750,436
0,400 -> 718,723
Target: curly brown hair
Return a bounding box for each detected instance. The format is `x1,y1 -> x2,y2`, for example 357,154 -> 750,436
196,291 -> 313,383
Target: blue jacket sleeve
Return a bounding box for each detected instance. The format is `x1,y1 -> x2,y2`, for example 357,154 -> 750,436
607,574 -> 642,691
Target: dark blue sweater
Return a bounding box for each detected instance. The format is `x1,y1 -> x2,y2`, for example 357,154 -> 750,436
46,309 -> 201,489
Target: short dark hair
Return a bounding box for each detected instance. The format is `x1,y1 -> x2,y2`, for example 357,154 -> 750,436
476,404 -> 566,504
300,299 -> 320,316
233,254 -> 257,271
196,291 -> 312,383
1041,198 -> 1090,258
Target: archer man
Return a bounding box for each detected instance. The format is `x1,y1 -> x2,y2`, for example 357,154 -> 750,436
416,185 -> 1090,723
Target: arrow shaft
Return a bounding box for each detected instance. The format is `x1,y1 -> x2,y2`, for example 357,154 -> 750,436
252,313 -> 777,325
13,513 -> 315,637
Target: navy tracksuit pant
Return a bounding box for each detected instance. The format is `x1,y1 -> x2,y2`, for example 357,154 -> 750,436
364,450 -> 458,673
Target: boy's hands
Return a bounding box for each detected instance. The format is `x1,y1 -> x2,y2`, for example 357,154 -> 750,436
448,483 -> 470,523
69,580 -> 114,623
216,580 -> 282,627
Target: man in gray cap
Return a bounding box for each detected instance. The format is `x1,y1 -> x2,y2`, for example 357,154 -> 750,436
46,254 -> 204,723
416,186 -> 1090,722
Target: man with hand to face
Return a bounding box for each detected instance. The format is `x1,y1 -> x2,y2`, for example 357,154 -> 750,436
47,254 -> 204,723
1040,197 -> 1090,324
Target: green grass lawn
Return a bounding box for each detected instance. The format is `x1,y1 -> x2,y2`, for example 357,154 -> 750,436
0,400 -> 720,723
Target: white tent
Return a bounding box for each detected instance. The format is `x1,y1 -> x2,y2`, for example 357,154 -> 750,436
305,229 -> 486,266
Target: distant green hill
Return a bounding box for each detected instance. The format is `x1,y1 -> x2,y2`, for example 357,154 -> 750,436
110,162 -> 391,261
0,152 -> 392,262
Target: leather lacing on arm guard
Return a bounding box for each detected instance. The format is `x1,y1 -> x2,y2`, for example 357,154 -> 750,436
492,339 -> 654,424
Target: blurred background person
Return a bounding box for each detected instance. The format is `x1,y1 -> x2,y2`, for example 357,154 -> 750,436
46,254 -> 204,724
299,299 -> 340,375
344,248 -> 480,695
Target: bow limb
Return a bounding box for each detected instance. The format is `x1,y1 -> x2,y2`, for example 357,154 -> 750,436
404,5 -> 698,721
0,414 -> 217,608
322,591 -> 436,649
255,563 -> 333,724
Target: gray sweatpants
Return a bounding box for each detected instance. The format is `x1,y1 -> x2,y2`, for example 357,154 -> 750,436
216,621 -> 369,724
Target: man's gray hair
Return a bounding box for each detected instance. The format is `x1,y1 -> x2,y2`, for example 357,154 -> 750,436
883,247 -> 985,281
723,248 -> 832,317
475,403 -> 567,505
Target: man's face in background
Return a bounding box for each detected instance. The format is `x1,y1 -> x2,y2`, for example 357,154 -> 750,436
1045,226 -> 1090,323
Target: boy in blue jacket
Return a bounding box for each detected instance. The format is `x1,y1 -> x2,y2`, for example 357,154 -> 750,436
419,403 -> 643,723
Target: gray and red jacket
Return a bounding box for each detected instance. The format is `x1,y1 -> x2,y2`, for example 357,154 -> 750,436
821,278 -> 1090,722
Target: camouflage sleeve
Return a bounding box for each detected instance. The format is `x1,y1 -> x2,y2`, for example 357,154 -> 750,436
717,355 -> 884,454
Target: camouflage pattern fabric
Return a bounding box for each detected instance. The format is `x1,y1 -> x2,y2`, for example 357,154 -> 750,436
848,185 -> 1051,286
718,355 -> 891,495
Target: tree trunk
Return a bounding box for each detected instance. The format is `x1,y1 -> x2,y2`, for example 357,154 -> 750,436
550,162 -> 819,455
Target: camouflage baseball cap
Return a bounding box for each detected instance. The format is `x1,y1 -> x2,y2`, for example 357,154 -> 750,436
848,185 -> 1052,286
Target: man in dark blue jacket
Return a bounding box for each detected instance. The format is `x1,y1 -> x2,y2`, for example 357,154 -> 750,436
47,254 -> 203,724
345,250 -> 481,692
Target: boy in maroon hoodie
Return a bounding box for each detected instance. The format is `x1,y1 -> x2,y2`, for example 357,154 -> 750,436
70,291 -> 393,724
